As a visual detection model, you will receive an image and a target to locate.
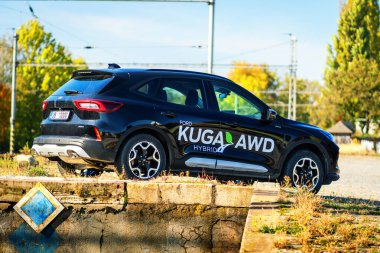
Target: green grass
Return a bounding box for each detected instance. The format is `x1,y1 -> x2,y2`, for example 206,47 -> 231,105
322,197 -> 380,215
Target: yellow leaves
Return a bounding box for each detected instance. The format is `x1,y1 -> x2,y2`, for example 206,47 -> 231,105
227,61 -> 273,99
12,19 -> 88,149
41,74 -> 51,92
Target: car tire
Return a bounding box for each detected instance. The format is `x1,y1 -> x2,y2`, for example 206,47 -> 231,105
117,134 -> 167,180
281,150 -> 324,193
57,160 -> 77,178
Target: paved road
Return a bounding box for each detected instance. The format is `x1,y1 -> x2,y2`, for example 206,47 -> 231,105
319,155 -> 380,200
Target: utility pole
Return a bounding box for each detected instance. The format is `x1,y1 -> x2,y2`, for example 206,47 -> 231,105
207,0 -> 215,74
288,34 -> 297,120
10,31 -> 18,155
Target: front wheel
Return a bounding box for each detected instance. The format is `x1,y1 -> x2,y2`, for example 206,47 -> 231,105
281,150 -> 324,193
117,134 -> 167,180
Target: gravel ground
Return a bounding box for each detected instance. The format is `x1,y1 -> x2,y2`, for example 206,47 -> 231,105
319,155 -> 380,200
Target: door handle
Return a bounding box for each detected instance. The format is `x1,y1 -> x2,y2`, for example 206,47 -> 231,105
225,122 -> 239,127
160,111 -> 176,118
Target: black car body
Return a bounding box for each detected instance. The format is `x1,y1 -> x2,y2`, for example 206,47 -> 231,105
32,67 -> 340,192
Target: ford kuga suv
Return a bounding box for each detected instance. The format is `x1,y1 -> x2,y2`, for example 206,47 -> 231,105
32,65 -> 340,192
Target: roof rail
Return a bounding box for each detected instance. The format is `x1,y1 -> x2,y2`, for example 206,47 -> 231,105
146,69 -> 231,81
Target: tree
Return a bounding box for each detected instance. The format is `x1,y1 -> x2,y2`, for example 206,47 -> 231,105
0,83 -> 11,152
227,61 -> 280,104
0,36 -> 12,84
326,57 -> 380,133
0,36 -> 12,152
324,0 -> 380,133
277,77 -> 322,123
14,19 -> 86,149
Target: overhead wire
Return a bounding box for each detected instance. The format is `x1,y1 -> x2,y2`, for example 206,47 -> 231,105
216,41 -> 290,62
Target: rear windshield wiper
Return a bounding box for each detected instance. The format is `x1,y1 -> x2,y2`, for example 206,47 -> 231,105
64,90 -> 82,95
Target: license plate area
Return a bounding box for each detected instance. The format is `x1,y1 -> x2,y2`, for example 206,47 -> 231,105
49,110 -> 71,121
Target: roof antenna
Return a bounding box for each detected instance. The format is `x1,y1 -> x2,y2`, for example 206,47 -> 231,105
108,63 -> 121,69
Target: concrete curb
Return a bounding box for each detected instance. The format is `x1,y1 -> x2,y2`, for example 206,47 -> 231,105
0,176 -> 254,208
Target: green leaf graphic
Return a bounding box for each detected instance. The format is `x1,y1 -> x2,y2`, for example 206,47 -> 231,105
225,132 -> 233,144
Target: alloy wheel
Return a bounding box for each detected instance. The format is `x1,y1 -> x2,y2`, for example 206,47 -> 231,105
128,141 -> 161,179
292,158 -> 320,191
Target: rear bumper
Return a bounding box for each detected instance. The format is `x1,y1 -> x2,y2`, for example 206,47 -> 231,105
32,135 -> 115,163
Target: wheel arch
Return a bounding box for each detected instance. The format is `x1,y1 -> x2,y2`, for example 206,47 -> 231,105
114,125 -> 175,170
278,140 -> 330,180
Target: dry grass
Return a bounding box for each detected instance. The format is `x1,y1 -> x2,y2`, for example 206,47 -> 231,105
259,188 -> 380,252
0,153 -> 59,177
0,154 -> 249,187
339,143 -> 378,156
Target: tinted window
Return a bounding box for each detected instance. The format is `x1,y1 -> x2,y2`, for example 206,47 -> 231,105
211,82 -> 262,119
136,79 -> 159,96
52,76 -> 113,96
158,79 -> 205,109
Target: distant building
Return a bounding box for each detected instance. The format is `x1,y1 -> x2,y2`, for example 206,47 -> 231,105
327,121 -> 355,144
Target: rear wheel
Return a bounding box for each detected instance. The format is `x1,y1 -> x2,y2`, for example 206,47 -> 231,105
281,150 -> 324,193
117,134 -> 166,180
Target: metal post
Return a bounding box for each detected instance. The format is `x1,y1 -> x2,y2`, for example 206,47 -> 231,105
288,34 -> 297,120
10,31 -> 18,155
207,0 -> 215,74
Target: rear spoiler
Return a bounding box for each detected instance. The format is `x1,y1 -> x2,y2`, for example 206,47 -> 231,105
72,69 -> 114,79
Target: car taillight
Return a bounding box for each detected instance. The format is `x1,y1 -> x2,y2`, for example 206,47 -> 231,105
42,100 -> 48,111
73,99 -> 123,113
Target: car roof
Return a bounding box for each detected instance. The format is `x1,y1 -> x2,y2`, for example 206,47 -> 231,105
88,68 -> 232,83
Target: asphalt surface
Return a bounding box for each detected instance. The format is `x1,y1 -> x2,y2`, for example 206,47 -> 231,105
319,155 -> 380,200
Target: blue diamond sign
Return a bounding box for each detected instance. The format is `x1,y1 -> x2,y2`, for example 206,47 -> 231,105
13,182 -> 64,233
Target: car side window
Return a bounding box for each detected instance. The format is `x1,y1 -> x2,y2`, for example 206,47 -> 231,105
136,79 -> 158,96
211,82 -> 262,120
157,79 -> 205,109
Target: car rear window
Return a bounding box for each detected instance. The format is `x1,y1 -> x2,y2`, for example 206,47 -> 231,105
52,76 -> 114,96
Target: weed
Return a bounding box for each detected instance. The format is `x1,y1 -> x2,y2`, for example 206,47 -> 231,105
27,166 -> 48,176
259,188 -> 380,252
21,143 -> 32,155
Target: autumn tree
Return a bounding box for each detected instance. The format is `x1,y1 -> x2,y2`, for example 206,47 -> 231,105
323,0 -> 380,133
14,19 -> 86,149
227,61 -> 280,105
0,36 -> 12,152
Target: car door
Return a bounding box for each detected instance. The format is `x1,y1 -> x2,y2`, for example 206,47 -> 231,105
206,80 -> 285,178
137,77 -> 221,171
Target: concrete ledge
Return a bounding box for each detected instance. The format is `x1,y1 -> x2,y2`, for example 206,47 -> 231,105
240,183 -> 281,253
127,182 -> 160,204
0,176 -> 262,208
0,176 -> 125,205
158,183 -> 213,205
215,185 -> 254,208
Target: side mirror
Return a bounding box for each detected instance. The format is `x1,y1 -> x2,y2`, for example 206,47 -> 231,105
265,109 -> 277,121
219,93 -> 227,99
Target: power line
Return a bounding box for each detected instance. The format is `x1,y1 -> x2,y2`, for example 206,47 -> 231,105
18,62 -> 290,69
216,41 -> 289,62
0,3 -> 90,45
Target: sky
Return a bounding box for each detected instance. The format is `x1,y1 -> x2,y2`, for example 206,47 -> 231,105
0,0 -> 341,83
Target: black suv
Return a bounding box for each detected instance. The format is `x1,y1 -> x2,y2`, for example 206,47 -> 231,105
32,66 -> 340,192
